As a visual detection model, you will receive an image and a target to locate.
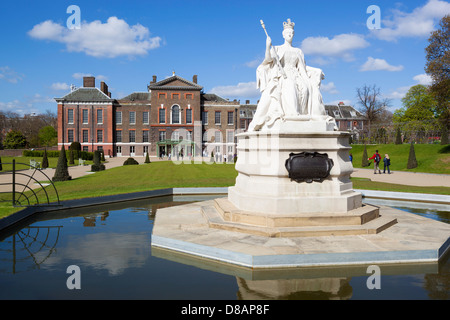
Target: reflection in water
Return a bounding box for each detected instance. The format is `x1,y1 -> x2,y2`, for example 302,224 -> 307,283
0,226 -> 62,274
0,195 -> 448,299
236,277 -> 353,300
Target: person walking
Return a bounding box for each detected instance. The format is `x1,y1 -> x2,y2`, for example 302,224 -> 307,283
368,150 -> 382,174
383,154 -> 391,174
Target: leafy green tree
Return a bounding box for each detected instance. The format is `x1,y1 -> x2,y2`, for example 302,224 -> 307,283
38,126 -> 57,147
3,130 -> 27,149
394,85 -> 437,123
425,15 -> 450,123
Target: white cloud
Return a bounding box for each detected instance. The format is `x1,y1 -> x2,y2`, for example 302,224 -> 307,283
386,73 -> 434,100
360,57 -> 404,72
321,82 -> 339,94
301,33 -> 369,60
385,86 -> 411,99
413,73 -> 433,85
372,0 -> 450,41
50,82 -> 70,91
28,17 -> 162,58
210,81 -> 260,100
0,66 -> 24,83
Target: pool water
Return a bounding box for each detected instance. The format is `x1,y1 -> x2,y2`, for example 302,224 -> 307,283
0,195 -> 448,300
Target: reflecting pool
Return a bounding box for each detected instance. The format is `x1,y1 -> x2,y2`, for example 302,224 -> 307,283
0,195 -> 448,300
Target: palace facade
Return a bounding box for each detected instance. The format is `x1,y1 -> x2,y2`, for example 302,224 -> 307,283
56,74 -> 366,158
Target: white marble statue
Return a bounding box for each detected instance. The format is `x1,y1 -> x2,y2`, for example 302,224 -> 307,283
248,19 -> 332,132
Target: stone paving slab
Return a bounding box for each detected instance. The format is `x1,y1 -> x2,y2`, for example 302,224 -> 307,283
151,199 -> 450,269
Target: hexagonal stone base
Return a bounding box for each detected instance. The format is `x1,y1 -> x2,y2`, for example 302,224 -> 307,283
151,199 -> 450,269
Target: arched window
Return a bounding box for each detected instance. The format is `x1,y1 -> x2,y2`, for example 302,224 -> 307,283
171,105 -> 180,124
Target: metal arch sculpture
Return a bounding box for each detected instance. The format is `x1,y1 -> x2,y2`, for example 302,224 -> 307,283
0,160 -> 60,207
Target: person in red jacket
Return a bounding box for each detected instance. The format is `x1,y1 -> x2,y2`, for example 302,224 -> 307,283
368,150 -> 382,174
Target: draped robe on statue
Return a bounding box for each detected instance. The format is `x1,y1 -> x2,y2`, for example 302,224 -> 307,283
248,43 -> 328,132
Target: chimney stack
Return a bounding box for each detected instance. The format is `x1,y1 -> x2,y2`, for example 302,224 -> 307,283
193,75 -> 198,84
245,100 -> 250,104
100,81 -> 109,95
151,75 -> 157,84
83,76 -> 95,88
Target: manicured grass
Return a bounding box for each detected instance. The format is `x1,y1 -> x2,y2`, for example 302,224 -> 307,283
51,161 -> 238,202
350,144 -> 450,174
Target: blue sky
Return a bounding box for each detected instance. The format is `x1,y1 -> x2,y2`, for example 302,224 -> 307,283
0,0 -> 448,116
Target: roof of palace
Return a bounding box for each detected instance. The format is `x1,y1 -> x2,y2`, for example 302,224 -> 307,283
147,75 -> 203,91
56,87 -> 113,102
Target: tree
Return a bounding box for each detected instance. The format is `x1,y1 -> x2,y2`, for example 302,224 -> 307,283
144,152 -> 151,164
407,142 -> 418,169
425,15 -> 450,123
393,84 -> 438,140
395,85 -> 437,122
41,149 -> 49,169
0,156 -> 2,171
38,126 -> 57,147
356,84 -> 391,140
52,145 -> 71,181
3,130 -> 27,149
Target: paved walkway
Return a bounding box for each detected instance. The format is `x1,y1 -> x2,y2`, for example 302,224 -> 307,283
0,156 -> 449,194
351,168 -> 450,187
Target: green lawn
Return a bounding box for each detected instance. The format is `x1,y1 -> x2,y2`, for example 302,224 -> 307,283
1,160 -> 449,220
350,144 -> 450,174
52,161 -> 238,202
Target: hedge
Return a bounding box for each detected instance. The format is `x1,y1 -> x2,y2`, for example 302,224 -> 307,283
23,149 -> 94,160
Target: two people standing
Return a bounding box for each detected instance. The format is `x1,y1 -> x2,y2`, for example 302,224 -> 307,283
368,150 -> 391,174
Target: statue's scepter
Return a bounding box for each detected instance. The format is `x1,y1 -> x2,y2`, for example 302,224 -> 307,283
260,20 -> 287,79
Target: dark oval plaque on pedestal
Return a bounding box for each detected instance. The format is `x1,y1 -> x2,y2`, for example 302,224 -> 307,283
285,152 -> 334,183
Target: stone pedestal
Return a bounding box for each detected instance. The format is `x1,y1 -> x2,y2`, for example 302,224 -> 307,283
228,119 -> 362,215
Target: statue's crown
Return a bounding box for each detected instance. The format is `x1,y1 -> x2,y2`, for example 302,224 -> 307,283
283,18 -> 295,30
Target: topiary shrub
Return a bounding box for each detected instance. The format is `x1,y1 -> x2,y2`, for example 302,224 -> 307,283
395,127 -> 402,145
123,157 -> 139,165
407,142 -> 418,169
41,149 -> 49,169
69,141 -> 81,159
441,124 -> 449,145
0,156 -> 2,171
144,152 -> 151,164
91,150 -> 105,171
361,144 -> 369,167
69,149 -> 74,165
52,145 -> 72,182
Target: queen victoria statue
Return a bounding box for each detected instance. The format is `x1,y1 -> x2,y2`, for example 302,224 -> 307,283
248,19 -> 334,132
